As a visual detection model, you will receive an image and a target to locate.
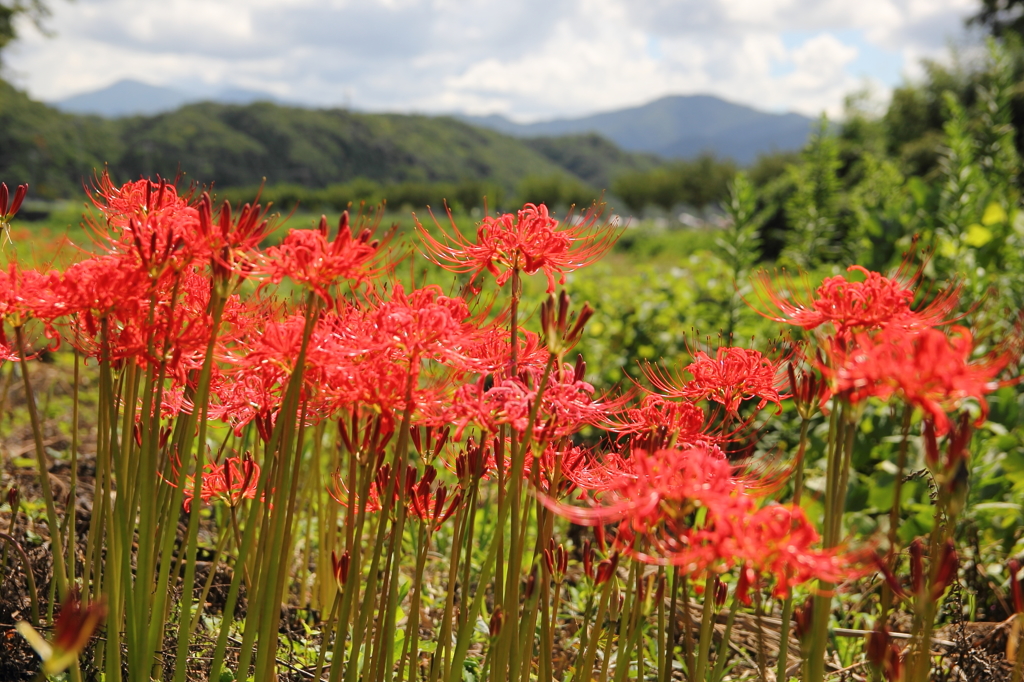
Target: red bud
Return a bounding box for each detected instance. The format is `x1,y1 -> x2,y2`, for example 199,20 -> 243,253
1011,559 -> 1024,614
930,539 -> 958,600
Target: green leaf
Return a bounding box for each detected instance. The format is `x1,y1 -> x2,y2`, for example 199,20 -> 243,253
982,202 -> 1007,226
964,223 -> 994,247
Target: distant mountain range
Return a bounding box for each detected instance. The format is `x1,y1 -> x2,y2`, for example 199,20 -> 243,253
53,82 -> 814,163
53,79 -> 283,118
459,95 -> 816,165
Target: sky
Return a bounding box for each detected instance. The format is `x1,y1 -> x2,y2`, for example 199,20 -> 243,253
4,0 -> 984,122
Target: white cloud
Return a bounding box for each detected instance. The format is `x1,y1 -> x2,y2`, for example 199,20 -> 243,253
3,0 -> 980,120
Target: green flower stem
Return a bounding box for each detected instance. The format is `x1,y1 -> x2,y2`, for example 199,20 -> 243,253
576,576 -> 613,682
399,523 -> 431,682
777,416 -> 811,682
692,571 -> 718,682
710,595 -> 739,682
14,325 -> 69,601
314,590 -> 343,682
806,399 -> 845,682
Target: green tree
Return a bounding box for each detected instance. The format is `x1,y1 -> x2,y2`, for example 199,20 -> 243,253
0,1 -> 51,60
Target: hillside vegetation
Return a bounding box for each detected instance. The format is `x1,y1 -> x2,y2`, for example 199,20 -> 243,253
0,79 -> 661,201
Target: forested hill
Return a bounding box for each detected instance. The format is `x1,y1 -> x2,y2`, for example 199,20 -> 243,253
0,79 -> 661,200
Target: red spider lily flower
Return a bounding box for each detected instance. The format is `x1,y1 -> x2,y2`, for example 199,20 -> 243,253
643,346 -> 787,413
547,445 -> 853,585
0,263 -> 65,333
416,202 -> 618,293
88,174 -> 201,273
724,504 -> 860,598
458,326 -> 549,377
446,362 -> 619,442
543,445 -> 738,533
196,192 -> 273,284
259,212 -> 387,302
1,182 -> 28,225
754,262 -> 960,338
828,325 -> 1015,435
327,464 -> 396,514
180,456 -> 261,512
604,395 -> 708,450
16,589 -> 107,676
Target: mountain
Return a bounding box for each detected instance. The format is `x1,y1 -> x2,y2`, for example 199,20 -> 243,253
459,95 -> 816,164
53,79 -> 282,118
1,79 -> 658,198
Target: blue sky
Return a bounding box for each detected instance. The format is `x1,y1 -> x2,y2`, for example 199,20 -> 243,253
4,0 -> 983,121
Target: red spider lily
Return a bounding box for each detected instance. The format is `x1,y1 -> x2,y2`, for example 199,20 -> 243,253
259,212 -> 387,302
604,395 -> 708,450
725,504 -> 861,598
546,446 -> 851,585
196,192 -> 273,283
88,174 -> 201,274
828,325 -> 1015,435
446,361 -> 618,442
416,202 -> 618,293
753,262 -> 961,339
543,445 -> 738,533
16,589 -> 107,676
0,263 -> 64,334
180,456 -> 261,512
643,345 -> 788,413
458,326 -> 549,378
327,464 -> 395,513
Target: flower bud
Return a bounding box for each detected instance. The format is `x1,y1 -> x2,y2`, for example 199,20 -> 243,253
489,606 -> 504,639
909,539 -> 924,596
331,550 -> 351,587
1010,559 -> 1024,614
583,540 -> 594,581
930,539 -> 958,601
0,183 -> 28,221
524,567 -> 538,600
595,554 -> 619,585
713,578 -> 728,607
794,597 -> 814,641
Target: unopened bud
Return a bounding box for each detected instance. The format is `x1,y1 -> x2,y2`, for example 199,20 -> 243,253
1012,559 -> 1024,614
489,606 -> 504,638
331,550 -> 351,587
594,554 -> 619,585
713,578 -> 728,607
583,540 -> 594,580
930,539 -> 958,601
909,539 -> 924,595
7,486 -> 18,511
794,597 -> 814,641
524,568 -> 537,600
